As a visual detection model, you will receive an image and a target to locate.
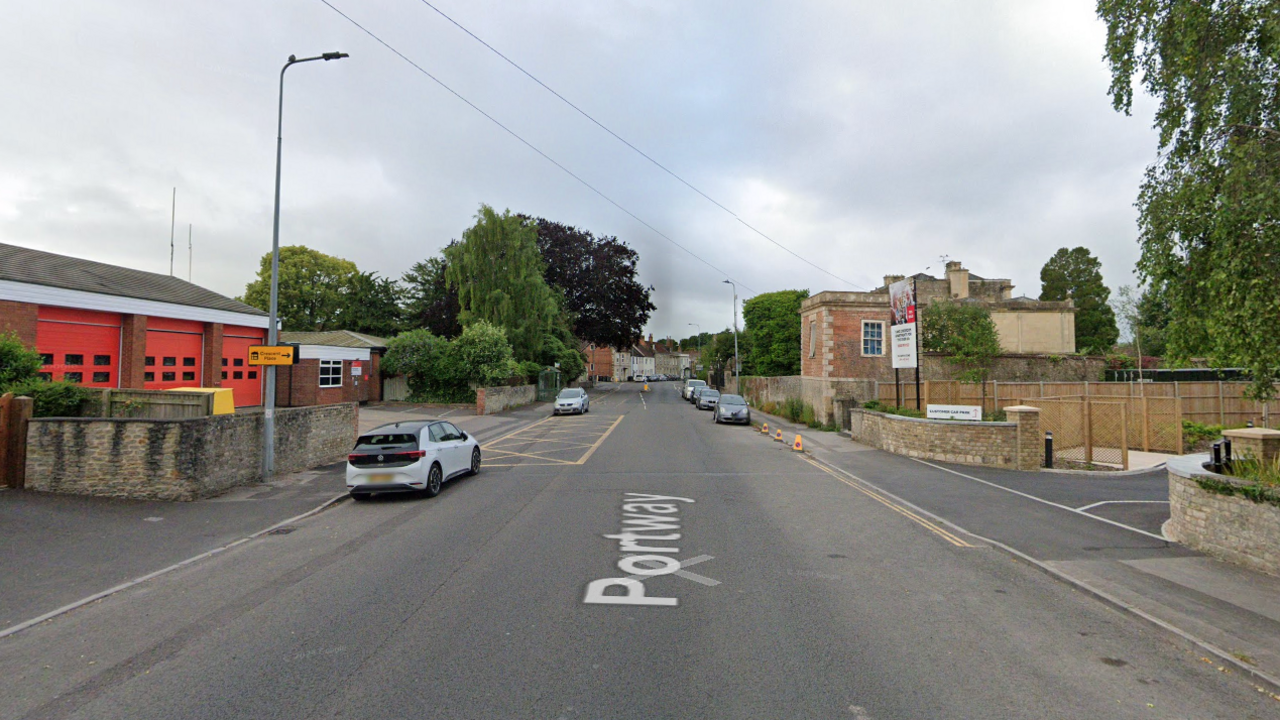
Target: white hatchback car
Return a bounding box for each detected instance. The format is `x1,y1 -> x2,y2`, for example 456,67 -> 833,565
346,420 -> 480,500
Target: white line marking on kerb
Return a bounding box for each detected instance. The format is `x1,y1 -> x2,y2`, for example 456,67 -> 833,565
910,458 -> 1169,541
1076,500 -> 1170,512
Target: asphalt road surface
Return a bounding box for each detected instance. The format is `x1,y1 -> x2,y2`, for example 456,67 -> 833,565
0,383 -> 1274,719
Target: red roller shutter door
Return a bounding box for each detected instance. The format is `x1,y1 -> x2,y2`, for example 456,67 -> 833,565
144,319 -> 203,391
36,308 -> 121,388
222,327 -> 265,406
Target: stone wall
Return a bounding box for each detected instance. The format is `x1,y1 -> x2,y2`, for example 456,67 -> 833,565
476,384 -> 536,415
25,403 -> 357,501
1166,455 -> 1280,577
848,406 -> 1042,471
920,354 -> 1106,383
738,376 -> 877,426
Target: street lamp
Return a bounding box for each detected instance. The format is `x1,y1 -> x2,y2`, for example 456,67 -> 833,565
263,51 -> 349,479
687,323 -> 700,379
723,280 -> 740,378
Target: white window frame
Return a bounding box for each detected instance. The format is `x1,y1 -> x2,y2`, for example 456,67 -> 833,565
861,321 -> 885,357
808,320 -> 816,358
319,359 -> 344,387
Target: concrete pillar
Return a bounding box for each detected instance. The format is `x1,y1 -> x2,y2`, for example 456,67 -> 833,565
1005,405 -> 1042,472
1222,427 -> 1280,463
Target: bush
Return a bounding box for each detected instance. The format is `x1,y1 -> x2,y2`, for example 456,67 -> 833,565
0,332 -> 43,390
781,397 -> 805,422
453,321 -> 514,387
518,360 -> 544,383
2,379 -> 93,417
862,400 -> 924,418
799,403 -> 818,428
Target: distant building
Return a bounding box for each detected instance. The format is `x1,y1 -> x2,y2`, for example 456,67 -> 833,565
630,343 -> 656,379
801,260 -> 1076,381
277,330 -> 387,406
583,342 -> 614,382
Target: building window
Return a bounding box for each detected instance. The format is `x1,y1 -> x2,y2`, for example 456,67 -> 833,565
94,355 -> 111,366
93,372 -> 110,383
182,372 -> 195,381
221,371 -> 227,380
183,357 -> 196,367
234,358 -> 244,367
145,372 -> 155,382
65,354 -> 84,366
39,353 -> 53,365
221,357 -> 228,366
64,372 -> 82,383
163,357 -> 176,366
162,372 -> 175,382
233,371 -> 243,380
862,321 -> 885,356
145,356 -> 155,366
319,360 -> 343,388
248,370 -> 258,379
808,321 -> 816,358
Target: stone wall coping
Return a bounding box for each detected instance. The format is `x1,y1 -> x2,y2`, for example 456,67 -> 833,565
1167,453 -> 1245,485
1222,427 -> 1280,440
850,407 -> 1014,428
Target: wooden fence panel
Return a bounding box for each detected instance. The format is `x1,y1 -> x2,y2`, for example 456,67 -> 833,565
102,389 -> 214,419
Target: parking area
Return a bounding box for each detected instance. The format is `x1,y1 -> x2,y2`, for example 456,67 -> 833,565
481,413 -> 624,467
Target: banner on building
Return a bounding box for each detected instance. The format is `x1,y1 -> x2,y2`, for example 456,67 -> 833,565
889,279 -> 917,369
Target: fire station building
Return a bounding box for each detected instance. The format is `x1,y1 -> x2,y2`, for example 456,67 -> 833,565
0,242 -> 269,407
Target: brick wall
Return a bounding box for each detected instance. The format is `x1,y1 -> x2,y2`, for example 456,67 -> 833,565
1166,456 -> 1280,577
0,300 -> 38,346
119,314 -> 148,388
24,403 -> 358,500
848,407 -> 1040,470
476,384 -> 536,415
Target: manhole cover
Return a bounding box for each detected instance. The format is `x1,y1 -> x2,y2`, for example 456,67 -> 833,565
265,526 -> 297,535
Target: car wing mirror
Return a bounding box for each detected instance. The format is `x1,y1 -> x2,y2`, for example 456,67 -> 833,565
460,431 -> 468,441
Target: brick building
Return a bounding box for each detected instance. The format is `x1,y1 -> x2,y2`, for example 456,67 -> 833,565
802,260 -> 1076,381
276,331 -> 387,406
0,242 -> 269,406
583,342 -> 614,382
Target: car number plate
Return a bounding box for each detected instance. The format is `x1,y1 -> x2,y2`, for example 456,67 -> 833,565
368,474 -> 394,483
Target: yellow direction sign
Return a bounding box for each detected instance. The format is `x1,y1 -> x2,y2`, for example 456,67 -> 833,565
247,345 -> 298,366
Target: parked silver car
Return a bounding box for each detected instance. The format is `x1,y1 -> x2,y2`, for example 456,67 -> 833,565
713,394 -> 751,424
553,387 -> 589,415
696,389 -> 721,410
683,379 -> 707,401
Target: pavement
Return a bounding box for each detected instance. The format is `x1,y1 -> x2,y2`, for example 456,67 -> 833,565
1,382 -> 1278,718
751,404 -> 1280,692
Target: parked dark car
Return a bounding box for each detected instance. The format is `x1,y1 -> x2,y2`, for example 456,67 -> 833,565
713,394 -> 750,424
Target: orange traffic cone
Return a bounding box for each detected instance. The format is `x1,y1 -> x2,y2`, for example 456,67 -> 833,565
793,435 -> 803,452
761,422 -> 769,434
774,428 -> 784,442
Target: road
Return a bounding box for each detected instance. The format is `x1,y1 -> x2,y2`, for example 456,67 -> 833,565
0,382 -> 1274,719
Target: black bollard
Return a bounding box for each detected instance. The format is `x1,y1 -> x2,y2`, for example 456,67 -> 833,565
1045,431 -> 1054,469
1223,437 -> 1233,469
1211,441 -> 1223,473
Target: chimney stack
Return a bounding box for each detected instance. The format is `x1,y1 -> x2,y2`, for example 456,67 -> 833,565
883,274 -> 905,288
946,261 -> 970,299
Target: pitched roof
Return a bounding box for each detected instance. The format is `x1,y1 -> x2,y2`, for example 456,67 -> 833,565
0,242 -> 266,316
279,330 -> 390,349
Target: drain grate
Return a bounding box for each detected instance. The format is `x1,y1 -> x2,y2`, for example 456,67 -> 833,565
265,526 -> 297,535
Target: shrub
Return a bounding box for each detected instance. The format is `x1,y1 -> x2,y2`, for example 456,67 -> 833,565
800,403 -> 818,428
0,332 -> 43,390
2,379 -> 93,417
782,397 -> 805,422
518,360 -> 544,383
453,321 -> 514,387
1183,419 -> 1225,453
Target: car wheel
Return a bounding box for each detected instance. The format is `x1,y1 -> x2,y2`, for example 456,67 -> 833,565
423,463 -> 443,497
468,447 -> 481,476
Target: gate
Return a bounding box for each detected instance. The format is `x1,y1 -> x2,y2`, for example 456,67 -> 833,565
536,367 -> 562,402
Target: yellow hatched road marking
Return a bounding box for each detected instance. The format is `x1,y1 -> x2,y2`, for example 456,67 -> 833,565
801,456 -> 972,547
573,414 -> 624,465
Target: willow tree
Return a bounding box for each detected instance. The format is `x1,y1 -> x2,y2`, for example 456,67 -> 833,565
444,205 -> 559,361
1098,0 -> 1280,398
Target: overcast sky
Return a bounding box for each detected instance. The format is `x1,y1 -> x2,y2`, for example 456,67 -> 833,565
0,0 -> 1158,341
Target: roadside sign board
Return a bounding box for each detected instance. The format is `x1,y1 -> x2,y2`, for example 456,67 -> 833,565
926,404 -> 982,421
889,279 -> 918,369
247,345 -> 298,366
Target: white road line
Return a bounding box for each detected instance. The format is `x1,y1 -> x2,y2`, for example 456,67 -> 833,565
1076,500 -> 1170,512
640,393 -> 647,409
910,458 -> 1170,542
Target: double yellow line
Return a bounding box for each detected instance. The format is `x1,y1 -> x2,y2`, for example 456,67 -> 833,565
800,456 -> 972,547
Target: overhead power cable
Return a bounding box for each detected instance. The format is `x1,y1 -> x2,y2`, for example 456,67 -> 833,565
412,0 -> 863,291
317,0 -> 755,294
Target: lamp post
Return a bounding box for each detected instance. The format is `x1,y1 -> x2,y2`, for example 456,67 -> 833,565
722,280 -> 740,378
687,323 -> 700,379
263,51 -> 348,479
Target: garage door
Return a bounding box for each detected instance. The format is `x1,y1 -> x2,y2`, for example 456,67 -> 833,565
222,326 -> 265,406
36,307 -> 122,388
144,318 -> 203,391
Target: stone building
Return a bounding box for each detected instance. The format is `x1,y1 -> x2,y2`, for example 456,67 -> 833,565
801,260 -> 1076,381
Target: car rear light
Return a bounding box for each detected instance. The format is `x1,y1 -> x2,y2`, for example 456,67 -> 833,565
348,453 -> 363,462
406,450 -> 426,459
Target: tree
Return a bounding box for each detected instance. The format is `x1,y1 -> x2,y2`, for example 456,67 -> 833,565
538,334 -> 585,382
0,332 -> 43,389
444,205 -> 560,361
336,271 -> 403,338
529,217 -> 656,350
921,301 -> 1003,408
242,246 -> 358,332
381,329 -> 459,402
742,290 -> 809,376
1098,1 -> 1280,398
1038,247 -> 1119,355
451,320 -> 515,387
401,256 -> 462,338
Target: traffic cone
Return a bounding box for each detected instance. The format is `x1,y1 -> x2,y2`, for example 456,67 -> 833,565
774,428 -> 783,442
793,435 -> 803,452
643,383 -> 649,392
761,422 -> 769,434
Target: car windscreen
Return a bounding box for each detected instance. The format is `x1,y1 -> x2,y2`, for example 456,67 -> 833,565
702,390 -> 720,398
354,433 -> 418,451
558,389 -> 584,398
719,395 -> 746,405
688,380 -> 706,387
